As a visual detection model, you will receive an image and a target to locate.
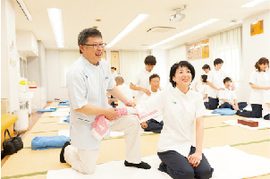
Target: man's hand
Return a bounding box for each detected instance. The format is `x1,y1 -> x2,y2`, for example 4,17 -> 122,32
142,89 -> 151,96
141,121 -> 148,129
124,100 -> 136,107
103,108 -> 119,121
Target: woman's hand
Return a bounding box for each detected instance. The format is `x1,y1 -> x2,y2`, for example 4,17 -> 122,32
188,151 -> 202,168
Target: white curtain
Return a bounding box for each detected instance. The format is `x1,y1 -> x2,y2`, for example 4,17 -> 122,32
120,50 -> 150,85
209,27 -> 242,81
60,50 -> 81,87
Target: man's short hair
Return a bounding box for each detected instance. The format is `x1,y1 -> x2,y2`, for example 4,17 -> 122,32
144,55 -> 156,65
115,76 -> 124,84
223,77 -> 232,84
78,28 -> 102,54
214,58 -> 224,66
149,74 -> 160,82
202,64 -> 211,70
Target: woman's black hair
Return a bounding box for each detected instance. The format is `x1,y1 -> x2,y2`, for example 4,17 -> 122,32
201,74 -> 208,83
169,61 -> 195,87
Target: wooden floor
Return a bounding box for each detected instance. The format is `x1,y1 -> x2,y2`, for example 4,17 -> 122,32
1,102 -> 270,179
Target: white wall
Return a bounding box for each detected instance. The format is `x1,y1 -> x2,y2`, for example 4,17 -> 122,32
46,50 -> 69,101
168,45 -> 187,67
1,0 -> 10,98
151,49 -> 169,88
238,10 -> 270,102
168,45 -> 212,88
1,0 -> 20,112
26,42 -> 47,110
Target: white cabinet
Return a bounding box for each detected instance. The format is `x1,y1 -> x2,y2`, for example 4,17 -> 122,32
16,31 -> 38,57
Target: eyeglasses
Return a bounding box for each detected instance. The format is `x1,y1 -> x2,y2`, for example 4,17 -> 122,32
83,43 -> 106,48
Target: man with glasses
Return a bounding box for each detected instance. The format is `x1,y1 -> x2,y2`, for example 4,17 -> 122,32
61,28 -> 151,174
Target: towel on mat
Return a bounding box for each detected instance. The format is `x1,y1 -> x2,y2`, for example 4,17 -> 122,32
31,136 -> 71,150
211,108 -> 237,115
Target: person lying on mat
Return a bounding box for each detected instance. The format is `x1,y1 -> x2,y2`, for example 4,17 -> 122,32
60,28 -> 151,175
139,61 -> 214,179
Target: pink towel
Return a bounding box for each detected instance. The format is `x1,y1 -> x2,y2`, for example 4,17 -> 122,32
91,108 -> 129,140
91,115 -> 110,140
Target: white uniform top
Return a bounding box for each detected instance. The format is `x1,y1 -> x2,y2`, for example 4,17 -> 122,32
117,83 -> 133,107
207,69 -> 227,98
139,87 -> 206,158
249,71 -> 270,104
140,89 -> 163,122
66,56 -> 115,150
112,71 -> 118,79
130,68 -> 152,103
219,88 -> 237,106
262,71 -> 270,116
195,82 -> 210,102
263,90 -> 270,117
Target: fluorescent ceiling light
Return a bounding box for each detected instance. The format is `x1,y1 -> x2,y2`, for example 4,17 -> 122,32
47,8 -> 64,48
106,14 -> 149,48
241,0 -> 269,7
149,18 -> 219,49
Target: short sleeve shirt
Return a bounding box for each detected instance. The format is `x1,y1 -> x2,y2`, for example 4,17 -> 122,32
138,87 -> 206,157
219,88 -> 237,105
130,68 -> 152,103
249,71 -> 269,104
207,69 -> 227,98
66,56 -> 115,150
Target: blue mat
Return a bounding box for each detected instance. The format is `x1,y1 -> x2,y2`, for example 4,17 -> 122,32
212,108 -> 237,115
31,136 -> 71,150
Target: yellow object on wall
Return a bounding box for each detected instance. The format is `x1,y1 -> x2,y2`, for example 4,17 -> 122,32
250,20 -> 264,36
202,39 -> 209,59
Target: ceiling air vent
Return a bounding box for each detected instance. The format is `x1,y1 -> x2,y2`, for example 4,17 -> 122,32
147,26 -> 176,33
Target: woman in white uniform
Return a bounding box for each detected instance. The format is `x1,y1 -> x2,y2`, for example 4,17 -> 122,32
139,61 -> 213,179
238,57 -> 270,118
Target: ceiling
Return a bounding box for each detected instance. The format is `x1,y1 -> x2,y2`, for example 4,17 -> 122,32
14,0 -> 270,51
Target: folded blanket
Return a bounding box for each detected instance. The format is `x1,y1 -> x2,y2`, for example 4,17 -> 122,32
31,136 -> 71,150
58,103 -> 70,106
212,108 -> 237,115
37,108 -> 57,113
59,100 -> 69,103
64,115 -> 70,123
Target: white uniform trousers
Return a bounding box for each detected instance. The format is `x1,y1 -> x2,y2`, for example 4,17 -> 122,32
64,115 -> 141,174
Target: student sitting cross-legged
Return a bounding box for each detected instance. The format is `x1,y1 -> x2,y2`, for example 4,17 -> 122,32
219,77 -> 247,111
140,74 -> 164,133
